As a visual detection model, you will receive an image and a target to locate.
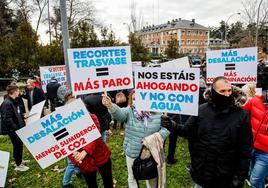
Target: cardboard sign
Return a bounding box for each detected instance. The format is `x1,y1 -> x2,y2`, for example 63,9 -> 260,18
134,67 -> 200,116
16,99 -> 101,169
26,100 -> 46,125
0,150 -> 10,188
160,57 -> 190,68
67,46 -> 133,95
206,47 -> 257,83
40,65 -> 66,93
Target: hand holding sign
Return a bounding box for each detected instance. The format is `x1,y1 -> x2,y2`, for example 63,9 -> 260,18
102,92 -> 113,109
72,150 -> 87,163
161,115 -> 173,131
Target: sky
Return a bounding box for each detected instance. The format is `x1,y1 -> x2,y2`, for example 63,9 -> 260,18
37,0 -> 246,44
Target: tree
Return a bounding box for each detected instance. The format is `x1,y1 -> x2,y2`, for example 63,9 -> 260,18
11,21 -> 39,76
164,38 -> 180,59
36,43 -> 64,67
33,0 -> 48,35
13,0 -> 33,22
0,0 -> 19,37
49,0 -> 96,43
241,0 -> 268,46
227,22 -> 246,47
71,21 -> 100,48
128,32 -> 150,62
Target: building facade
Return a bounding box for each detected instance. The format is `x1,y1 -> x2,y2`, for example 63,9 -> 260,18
209,38 -> 230,50
136,18 -> 210,56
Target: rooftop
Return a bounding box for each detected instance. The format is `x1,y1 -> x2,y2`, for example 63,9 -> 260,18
138,18 -> 209,33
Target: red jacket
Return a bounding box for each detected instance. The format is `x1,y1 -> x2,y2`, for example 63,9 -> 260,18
69,113 -> 111,173
243,95 -> 268,153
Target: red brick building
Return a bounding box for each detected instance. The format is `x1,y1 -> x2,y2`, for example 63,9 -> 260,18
136,18 -> 210,56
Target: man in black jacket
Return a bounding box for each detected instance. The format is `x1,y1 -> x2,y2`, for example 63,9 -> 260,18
23,79 -> 46,111
83,93 -> 111,142
161,76 -> 252,188
46,76 -> 61,112
0,85 -> 29,172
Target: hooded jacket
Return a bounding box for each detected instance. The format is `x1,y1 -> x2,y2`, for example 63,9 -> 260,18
169,86 -> 252,188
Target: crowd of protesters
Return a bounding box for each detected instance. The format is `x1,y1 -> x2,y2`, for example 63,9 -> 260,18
0,47 -> 268,188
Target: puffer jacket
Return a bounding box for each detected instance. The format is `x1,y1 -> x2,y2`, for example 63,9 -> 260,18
243,95 -> 268,153
109,104 -> 169,158
171,87 -> 252,187
69,113 -> 111,173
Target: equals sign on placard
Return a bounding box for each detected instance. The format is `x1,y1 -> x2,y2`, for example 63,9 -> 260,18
96,67 -> 109,76
225,64 -> 236,70
53,128 -> 69,141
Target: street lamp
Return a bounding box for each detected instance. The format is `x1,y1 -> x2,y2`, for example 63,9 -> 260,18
256,0 -> 264,46
225,12 -> 241,46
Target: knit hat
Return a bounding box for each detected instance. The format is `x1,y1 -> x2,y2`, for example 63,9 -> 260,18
57,85 -> 72,104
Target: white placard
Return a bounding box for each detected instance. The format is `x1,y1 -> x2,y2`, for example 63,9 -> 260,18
0,150 -> 10,188
134,67 -> 200,116
26,100 -> 46,125
160,57 -> 190,68
16,98 -> 101,169
67,46 -> 134,95
206,47 -> 257,83
40,65 -> 66,93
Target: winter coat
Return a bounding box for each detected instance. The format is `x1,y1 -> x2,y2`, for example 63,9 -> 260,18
243,95 -> 268,153
109,104 -> 170,158
257,63 -> 268,90
46,80 -> 61,100
22,87 -> 46,110
69,113 -> 111,174
176,87 -> 252,188
83,94 -> 111,132
0,96 -> 25,134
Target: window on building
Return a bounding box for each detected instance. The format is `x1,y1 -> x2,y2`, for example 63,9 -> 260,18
205,31 -> 208,36
187,39 -> 190,44
188,30 -> 191,35
199,31 -> 203,36
196,40 -> 199,44
182,30 -> 185,35
192,40 -> 195,44
181,40 -> 184,44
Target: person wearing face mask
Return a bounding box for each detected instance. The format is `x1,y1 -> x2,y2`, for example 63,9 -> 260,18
161,76 -> 253,188
243,88 -> 268,188
102,90 -> 170,188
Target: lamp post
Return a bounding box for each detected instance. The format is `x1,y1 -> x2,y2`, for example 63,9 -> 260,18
225,12 -> 241,47
256,0 -> 264,46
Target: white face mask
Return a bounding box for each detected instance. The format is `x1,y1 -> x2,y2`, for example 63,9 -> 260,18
132,99 -> 136,107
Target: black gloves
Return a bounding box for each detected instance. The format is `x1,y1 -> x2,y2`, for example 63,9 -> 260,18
161,115 -> 174,131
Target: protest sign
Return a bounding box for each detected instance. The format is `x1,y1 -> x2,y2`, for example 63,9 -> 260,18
0,151 -> 10,188
40,65 -> 66,93
134,67 -> 200,116
160,57 -> 190,68
16,98 -> 101,169
67,46 -> 133,95
206,47 -> 257,83
26,100 -> 46,125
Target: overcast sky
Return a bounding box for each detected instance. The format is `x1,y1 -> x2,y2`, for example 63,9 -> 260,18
38,0 -> 246,44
